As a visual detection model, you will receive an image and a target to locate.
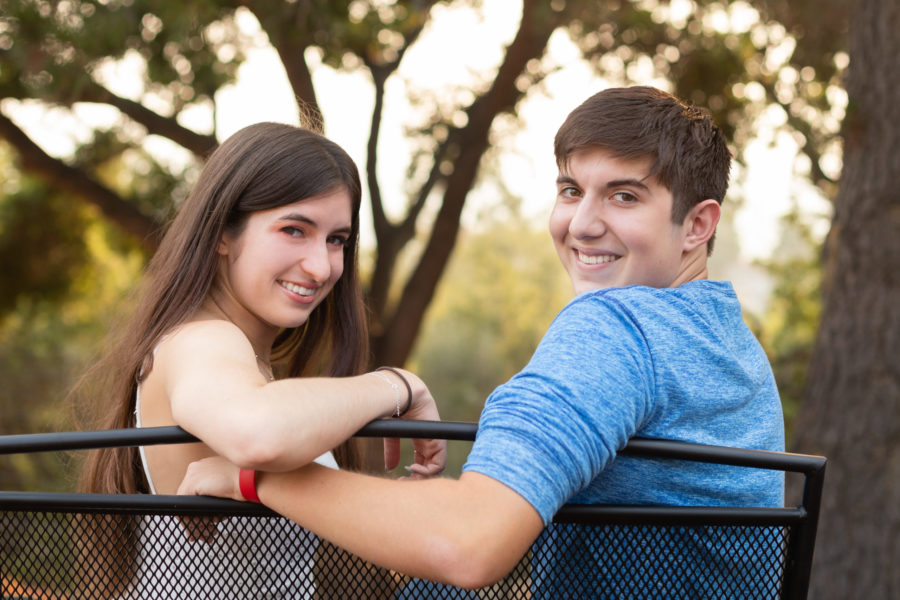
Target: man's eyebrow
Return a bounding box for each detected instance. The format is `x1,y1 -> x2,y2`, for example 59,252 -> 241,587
277,213 -> 352,233
606,178 -> 651,191
555,175 -> 652,191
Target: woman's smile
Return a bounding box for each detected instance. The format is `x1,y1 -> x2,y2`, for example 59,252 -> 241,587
278,279 -> 318,301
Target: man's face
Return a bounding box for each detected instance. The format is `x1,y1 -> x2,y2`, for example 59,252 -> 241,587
549,147 -> 692,294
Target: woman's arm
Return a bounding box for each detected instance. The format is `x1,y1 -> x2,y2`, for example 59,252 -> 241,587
178,459 -> 544,589
157,320 -> 443,472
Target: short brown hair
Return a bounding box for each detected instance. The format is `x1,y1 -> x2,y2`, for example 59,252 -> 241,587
555,86 -> 731,248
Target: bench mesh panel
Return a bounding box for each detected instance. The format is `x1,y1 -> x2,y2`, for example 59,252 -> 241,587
1,509 -> 791,599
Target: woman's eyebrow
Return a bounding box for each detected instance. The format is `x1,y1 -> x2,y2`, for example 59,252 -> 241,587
277,213 -> 314,225
277,213 -> 352,233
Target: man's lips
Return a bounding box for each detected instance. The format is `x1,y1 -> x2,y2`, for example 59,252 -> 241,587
576,250 -> 620,265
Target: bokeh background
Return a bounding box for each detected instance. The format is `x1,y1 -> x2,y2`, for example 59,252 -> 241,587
1,1 -> 897,596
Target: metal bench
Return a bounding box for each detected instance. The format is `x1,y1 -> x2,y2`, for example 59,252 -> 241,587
0,421 -> 825,599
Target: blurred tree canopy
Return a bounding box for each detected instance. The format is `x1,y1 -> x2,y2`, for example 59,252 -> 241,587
0,0 -> 846,525
6,2 -> 900,595
0,0 -> 845,368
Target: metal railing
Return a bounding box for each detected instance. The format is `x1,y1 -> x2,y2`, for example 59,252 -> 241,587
0,421 -> 826,599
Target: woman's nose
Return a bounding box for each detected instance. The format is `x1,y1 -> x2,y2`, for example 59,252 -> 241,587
301,241 -> 332,282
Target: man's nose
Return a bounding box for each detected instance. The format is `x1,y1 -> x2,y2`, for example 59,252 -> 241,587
569,196 -> 606,240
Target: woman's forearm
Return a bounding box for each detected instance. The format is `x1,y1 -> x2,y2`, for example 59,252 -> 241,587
160,322 -> 438,472
176,372 -> 417,471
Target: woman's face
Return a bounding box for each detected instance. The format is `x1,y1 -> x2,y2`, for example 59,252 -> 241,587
216,187 -> 353,333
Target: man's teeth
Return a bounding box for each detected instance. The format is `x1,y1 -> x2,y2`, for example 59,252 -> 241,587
578,252 -> 619,265
280,281 -> 315,296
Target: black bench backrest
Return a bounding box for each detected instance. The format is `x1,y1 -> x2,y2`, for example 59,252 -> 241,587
0,421 -> 825,599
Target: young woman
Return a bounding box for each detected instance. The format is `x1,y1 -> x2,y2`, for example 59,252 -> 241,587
77,122 -> 444,598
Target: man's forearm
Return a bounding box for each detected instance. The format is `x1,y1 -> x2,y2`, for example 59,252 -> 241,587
257,465 -> 543,588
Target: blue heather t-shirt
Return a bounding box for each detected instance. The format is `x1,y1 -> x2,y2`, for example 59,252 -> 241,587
463,280 -> 785,523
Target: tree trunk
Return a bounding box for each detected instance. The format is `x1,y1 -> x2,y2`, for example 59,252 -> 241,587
369,0 -> 565,367
790,0 -> 900,597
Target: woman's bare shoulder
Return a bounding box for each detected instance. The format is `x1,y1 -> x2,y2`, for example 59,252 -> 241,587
156,318 -> 254,363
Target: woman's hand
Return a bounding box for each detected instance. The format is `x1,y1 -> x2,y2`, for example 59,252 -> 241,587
379,368 -> 447,477
403,435 -> 446,479
177,456 -> 242,501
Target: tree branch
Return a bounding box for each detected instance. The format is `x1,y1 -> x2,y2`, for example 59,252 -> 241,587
374,1 -> 569,365
0,110 -> 162,251
363,16 -> 432,322
366,66 -> 391,236
247,2 -> 323,127
366,16 -> 430,237
364,67 -> 399,322
77,80 -> 218,158
407,134 -> 452,226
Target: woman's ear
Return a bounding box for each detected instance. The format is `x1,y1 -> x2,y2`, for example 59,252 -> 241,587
217,236 -> 230,256
682,199 -> 721,252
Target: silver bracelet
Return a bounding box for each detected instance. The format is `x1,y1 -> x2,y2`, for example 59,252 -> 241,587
375,366 -> 412,417
371,371 -> 403,417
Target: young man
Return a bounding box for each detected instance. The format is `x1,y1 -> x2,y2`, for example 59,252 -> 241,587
179,86 -> 784,592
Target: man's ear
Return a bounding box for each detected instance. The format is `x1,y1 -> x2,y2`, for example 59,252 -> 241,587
682,199 -> 721,252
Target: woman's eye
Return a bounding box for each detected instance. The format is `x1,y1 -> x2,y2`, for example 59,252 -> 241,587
327,235 -> 348,247
281,226 -> 304,237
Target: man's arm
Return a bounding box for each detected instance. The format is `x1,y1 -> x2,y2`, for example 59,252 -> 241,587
179,459 -> 544,589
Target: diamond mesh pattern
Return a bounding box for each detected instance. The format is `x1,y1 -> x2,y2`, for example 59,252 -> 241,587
1,508 -> 792,599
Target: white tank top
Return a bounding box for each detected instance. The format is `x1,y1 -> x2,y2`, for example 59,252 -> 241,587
129,344 -> 338,599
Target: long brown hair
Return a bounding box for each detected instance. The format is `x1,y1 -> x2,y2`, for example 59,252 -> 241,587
75,123 -> 369,592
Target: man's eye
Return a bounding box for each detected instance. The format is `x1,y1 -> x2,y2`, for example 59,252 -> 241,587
559,186 -> 581,198
612,191 -> 637,203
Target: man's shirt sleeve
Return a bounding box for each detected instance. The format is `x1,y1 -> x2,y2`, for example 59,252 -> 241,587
463,295 -> 655,524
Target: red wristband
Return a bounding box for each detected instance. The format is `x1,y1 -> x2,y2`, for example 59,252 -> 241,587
239,468 -> 261,503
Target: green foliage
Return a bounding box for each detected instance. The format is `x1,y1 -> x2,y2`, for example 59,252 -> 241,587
88,131 -> 185,222
564,0 -> 846,198
0,134 -> 161,315
0,206 -> 144,491
755,211 -> 823,439
0,304 -> 85,491
0,0 -> 243,104
0,177 -> 89,316
293,0 -> 435,68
